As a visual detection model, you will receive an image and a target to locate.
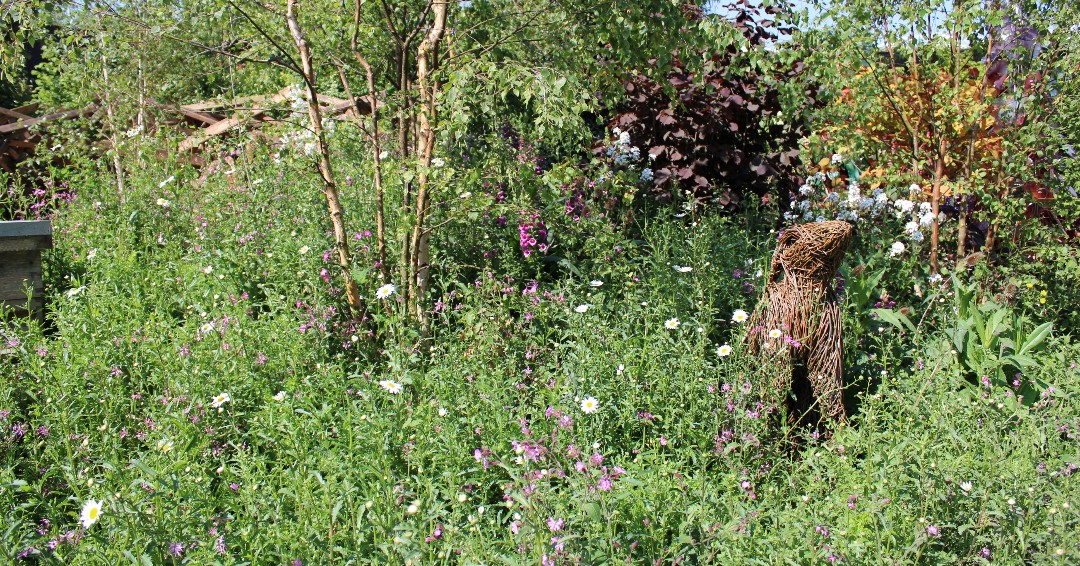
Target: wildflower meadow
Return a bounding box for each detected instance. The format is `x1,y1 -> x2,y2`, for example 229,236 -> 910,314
2,0 -> 1080,563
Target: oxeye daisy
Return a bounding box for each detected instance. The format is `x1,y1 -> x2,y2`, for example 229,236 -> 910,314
664,318 -> 681,330
375,283 -> 396,300
379,379 -> 403,394
580,397 -> 599,413
716,344 -> 733,357
199,322 -> 216,334
768,328 -> 783,339
81,499 -> 103,528
211,392 -> 231,408
156,198 -> 170,207
731,309 -> 749,323
575,304 -> 590,313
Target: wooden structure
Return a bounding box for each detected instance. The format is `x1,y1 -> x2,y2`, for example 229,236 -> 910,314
172,88 -> 377,152
745,220 -> 853,434
0,89 -> 378,172
0,220 -> 52,320
0,103 -> 98,174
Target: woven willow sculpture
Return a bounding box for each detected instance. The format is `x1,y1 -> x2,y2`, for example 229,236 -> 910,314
745,220 -> 853,430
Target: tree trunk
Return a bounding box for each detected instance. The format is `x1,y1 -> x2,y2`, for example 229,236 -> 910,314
287,0 -> 361,312
408,0 -> 448,324
956,197 -> 967,258
957,34 -> 992,265
349,48 -> 390,284
928,138 -> 946,274
99,37 -> 125,195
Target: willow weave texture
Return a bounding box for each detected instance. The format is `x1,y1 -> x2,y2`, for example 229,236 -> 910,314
744,220 -> 853,430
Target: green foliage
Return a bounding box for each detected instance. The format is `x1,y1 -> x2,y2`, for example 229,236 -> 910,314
1,1 -> 1079,563
930,276 -> 1054,398
2,126 -> 1079,563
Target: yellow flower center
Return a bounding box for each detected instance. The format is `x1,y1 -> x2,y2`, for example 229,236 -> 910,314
89,508 -> 99,520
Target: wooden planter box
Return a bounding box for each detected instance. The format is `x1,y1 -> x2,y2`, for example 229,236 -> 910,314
0,220 -> 52,320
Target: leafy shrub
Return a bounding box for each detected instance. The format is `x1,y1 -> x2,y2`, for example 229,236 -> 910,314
606,1 -> 817,210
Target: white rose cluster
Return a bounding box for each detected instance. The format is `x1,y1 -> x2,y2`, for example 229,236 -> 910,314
605,127 -> 646,170
783,155 -> 951,256
785,174 -> 890,224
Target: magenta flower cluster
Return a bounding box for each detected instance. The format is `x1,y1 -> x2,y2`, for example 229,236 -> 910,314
519,212 -> 548,258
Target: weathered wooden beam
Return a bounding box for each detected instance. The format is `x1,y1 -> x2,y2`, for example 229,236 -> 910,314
181,93 -> 272,112
177,107 -> 222,125
0,221 -> 52,250
0,107 -> 33,123
0,106 -> 97,135
177,89 -> 292,152
181,87 -> 294,112
11,103 -> 39,115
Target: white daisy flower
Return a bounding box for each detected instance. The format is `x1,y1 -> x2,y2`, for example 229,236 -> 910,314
768,328 -> 783,339
580,397 -> 599,413
731,309 -> 749,324
664,318 -> 681,330
80,499 -> 103,528
211,392 -> 231,408
379,380 -> 403,394
299,245 -> 310,255
375,283 -> 396,299
157,198 -> 170,207
716,344 -> 733,357
273,391 -> 287,402
575,304 -> 590,313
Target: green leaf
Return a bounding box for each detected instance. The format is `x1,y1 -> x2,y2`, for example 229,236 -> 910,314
871,308 -> 915,333
1003,354 -> 1037,368
583,501 -> 602,522
1018,322 -> 1052,356
331,499 -> 343,524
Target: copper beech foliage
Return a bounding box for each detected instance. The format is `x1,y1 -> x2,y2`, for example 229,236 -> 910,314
603,1 -> 819,210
